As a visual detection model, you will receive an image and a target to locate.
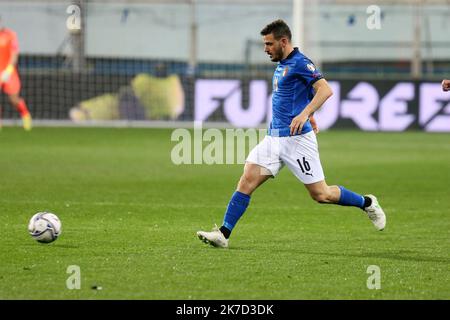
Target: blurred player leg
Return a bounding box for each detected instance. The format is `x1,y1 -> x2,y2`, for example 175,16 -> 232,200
4,70 -> 32,131
8,94 -> 32,131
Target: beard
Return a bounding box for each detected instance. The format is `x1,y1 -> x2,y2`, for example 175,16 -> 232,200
269,47 -> 284,62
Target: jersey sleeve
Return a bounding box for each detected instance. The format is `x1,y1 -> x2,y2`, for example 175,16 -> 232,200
294,58 -> 323,86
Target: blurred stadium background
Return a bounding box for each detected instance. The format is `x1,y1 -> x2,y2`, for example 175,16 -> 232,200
1,0 -> 449,131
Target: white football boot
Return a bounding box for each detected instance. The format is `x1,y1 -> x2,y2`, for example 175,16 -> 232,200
197,224 -> 229,248
364,194 -> 386,231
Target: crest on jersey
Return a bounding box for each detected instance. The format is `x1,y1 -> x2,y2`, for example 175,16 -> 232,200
306,63 -> 316,72
282,67 -> 289,77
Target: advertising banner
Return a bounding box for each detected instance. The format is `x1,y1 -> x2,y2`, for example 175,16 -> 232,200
195,79 -> 450,132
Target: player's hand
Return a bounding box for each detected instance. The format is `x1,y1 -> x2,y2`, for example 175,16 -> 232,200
289,113 -> 309,135
0,71 -> 10,83
442,79 -> 450,92
0,65 -> 13,83
310,115 -> 319,134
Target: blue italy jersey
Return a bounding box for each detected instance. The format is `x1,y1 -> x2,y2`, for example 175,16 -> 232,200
268,48 -> 323,137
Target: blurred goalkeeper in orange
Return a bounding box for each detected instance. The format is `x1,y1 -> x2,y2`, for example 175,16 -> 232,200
0,17 -> 32,130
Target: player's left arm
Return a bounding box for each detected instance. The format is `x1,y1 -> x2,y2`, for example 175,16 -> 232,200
0,31 -> 19,83
290,78 -> 333,135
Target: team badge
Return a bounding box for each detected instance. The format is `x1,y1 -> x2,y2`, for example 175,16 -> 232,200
306,63 -> 316,72
282,67 -> 289,77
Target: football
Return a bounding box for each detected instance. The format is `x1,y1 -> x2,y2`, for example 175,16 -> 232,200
28,212 -> 62,243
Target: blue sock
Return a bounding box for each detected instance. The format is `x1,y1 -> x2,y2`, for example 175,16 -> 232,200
338,186 -> 365,209
222,191 -> 251,232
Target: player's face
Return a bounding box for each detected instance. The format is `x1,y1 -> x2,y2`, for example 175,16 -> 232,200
263,33 -> 284,62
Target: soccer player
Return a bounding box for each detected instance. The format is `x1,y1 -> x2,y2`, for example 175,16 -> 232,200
0,17 -> 32,130
442,79 -> 450,92
197,19 -> 386,248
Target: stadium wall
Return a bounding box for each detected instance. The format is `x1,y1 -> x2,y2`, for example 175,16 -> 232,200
1,1 -> 450,62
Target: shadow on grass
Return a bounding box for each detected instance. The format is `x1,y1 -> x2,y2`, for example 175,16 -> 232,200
23,243 -> 79,249
341,250 -> 449,264
191,239 -> 448,264
282,249 -> 450,264
53,244 -> 80,249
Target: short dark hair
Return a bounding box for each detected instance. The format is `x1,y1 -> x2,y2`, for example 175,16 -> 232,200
260,19 -> 292,41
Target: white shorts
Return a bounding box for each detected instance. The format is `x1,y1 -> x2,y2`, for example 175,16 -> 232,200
246,131 -> 325,184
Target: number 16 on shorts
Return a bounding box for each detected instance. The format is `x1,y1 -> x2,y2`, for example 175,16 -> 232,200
296,157 -> 313,177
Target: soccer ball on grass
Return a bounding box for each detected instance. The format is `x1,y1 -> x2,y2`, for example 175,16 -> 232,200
28,212 -> 62,243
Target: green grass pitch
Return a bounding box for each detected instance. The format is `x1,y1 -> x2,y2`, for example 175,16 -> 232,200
0,127 -> 449,299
